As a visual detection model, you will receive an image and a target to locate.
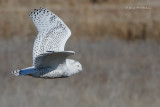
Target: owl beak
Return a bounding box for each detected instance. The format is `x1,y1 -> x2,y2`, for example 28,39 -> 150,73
79,66 -> 82,71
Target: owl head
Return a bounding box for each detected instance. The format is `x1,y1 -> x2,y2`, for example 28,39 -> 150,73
66,59 -> 82,76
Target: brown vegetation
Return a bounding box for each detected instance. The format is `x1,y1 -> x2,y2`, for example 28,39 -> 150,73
0,0 -> 159,40
1,38 -> 160,107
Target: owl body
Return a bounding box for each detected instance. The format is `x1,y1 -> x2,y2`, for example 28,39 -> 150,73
12,7 -> 82,79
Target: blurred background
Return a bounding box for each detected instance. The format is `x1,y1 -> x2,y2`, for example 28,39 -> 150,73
0,0 -> 160,107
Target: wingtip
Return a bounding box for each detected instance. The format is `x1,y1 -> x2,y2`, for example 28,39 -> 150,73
29,8 -> 40,18
29,7 -> 48,18
65,51 -> 75,55
69,51 -> 75,54
40,7 -> 44,10
72,51 -> 75,55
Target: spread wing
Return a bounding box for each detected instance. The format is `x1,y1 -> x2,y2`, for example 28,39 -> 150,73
29,7 -> 71,63
34,51 -> 75,68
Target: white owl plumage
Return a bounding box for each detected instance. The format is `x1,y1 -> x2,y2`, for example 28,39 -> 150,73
12,7 -> 82,78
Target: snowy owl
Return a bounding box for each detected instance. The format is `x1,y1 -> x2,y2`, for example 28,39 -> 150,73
12,7 -> 82,79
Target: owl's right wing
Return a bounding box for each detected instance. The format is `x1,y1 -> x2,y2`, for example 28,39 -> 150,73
29,7 -> 71,63
34,51 -> 75,68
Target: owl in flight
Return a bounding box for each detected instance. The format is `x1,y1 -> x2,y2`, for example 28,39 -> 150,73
12,7 -> 82,78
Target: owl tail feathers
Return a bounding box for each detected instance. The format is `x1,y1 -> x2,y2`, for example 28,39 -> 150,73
12,67 -> 35,76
